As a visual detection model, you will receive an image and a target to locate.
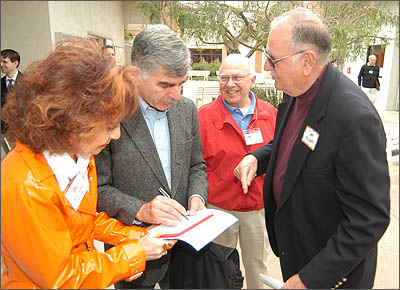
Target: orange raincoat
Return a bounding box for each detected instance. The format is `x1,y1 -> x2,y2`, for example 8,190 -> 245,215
1,142 -> 147,288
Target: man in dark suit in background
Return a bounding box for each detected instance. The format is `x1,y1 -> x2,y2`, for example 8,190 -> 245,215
95,24 -> 208,289
1,49 -> 23,146
234,8 -> 390,289
1,49 -> 23,109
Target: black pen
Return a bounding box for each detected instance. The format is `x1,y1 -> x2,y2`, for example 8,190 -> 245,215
158,187 -> 189,220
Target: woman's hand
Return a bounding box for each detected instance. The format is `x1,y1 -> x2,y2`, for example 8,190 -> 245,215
139,231 -> 177,260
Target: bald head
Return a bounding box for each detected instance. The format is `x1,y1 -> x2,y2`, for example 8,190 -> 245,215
220,54 -> 255,77
218,54 -> 256,108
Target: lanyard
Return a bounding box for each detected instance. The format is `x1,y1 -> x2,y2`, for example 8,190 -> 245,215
248,105 -> 259,130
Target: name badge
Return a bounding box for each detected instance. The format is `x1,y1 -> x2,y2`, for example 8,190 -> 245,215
369,70 -> 374,74
301,125 -> 319,151
64,172 -> 88,210
245,128 -> 264,146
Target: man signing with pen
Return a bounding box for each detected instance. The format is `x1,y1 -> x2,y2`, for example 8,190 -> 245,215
95,24 -> 208,289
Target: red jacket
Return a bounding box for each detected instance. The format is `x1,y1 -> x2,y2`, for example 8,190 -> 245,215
199,95 -> 277,211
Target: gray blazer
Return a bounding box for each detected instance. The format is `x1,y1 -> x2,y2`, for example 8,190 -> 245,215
95,96 -> 208,286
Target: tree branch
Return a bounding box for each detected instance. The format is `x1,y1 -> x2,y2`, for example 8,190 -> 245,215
239,10 -> 257,35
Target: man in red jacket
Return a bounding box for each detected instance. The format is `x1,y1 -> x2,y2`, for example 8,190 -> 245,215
198,53 -> 277,289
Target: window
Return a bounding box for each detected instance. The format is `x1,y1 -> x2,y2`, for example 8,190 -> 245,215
190,49 -> 222,64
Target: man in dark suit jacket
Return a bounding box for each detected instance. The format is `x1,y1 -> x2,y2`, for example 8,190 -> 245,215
1,49 -> 23,143
95,24 -> 208,289
234,8 -> 390,289
1,49 -> 23,109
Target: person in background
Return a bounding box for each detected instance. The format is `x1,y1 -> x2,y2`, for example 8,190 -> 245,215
1,49 -> 24,135
95,24 -> 208,289
102,45 -> 116,66
1,39 -> 170,289
234,8 -> 389,289
1,49 -> 23,107
358,54 -> 380,104
198,53 -> 277,289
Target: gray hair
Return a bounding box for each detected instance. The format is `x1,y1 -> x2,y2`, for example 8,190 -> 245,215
270,7 -> 331,65
221,54 -> 255,76
131,24 -> 192,78
369,54 -> 377,61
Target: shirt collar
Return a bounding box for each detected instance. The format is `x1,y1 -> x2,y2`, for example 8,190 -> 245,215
222,91 -> 256,115
6,70 -> 18,81
139,97 -> 169,116
43,151 -> 90,192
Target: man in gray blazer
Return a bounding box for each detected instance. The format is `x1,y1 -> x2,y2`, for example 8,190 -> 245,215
95,25 -> 208,288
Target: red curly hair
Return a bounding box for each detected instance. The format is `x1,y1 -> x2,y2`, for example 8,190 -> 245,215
2,38 -> 139,154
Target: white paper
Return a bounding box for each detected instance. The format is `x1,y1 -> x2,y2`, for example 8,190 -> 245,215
149,208 -> 238,251
259,273 -> 284,289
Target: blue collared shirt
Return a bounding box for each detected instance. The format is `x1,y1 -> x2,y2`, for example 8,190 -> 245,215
139,97 -> 172,189
222,91 -> 256,134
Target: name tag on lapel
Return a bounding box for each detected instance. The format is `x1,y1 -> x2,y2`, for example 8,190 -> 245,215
245,128 -> 264,145
64,172 -> 88,210
301,125 -> 319,151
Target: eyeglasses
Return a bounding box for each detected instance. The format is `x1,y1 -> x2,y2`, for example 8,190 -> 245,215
218,74 -> 249,84
263,47 -> 305,68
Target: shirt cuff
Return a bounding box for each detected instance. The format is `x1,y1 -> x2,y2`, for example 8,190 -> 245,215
133,218 -> 143,225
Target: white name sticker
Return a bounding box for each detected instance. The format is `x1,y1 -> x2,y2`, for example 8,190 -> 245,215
301,125 -> 319,151
64,172 -> 88,210
245,128 -> 264,146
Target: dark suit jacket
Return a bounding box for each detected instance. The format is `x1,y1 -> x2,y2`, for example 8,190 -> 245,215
95,96 -> 209,286
252,64 -> 390,289
1,71 -> 23,108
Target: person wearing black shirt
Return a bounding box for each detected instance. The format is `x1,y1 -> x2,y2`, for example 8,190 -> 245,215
234,8 -> 389,289
358,54 -> 380,104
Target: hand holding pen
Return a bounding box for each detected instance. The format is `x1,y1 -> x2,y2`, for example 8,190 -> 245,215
158,188 -> 189,220
135,188 -> 189,226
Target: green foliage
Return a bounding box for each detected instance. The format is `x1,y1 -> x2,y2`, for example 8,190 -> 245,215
192,57 -> 210,71
134,1 -> 399,63
191,57 -> 221,76
208,75 -> 219,81
210,59 -> 221,76
251,84 -> 283,109
124,27 -> 133,40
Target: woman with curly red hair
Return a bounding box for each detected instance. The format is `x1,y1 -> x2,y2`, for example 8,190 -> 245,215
1,39 -> 171,289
